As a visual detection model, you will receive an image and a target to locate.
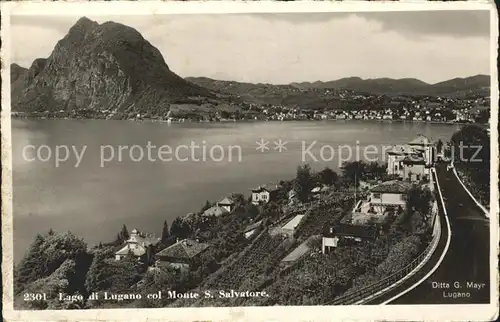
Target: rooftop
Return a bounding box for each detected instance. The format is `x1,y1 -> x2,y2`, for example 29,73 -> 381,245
311,185 -> 329,193
244,220 -> 263,233
402,155 -> 426,165
282,215 -> 305,230
115,244 -> 147,257
408,135 -> 432,146
386,144 -> 417,156
203,205 -> 229,217
371,180 -> 413,194
156,238 -> 209,260
217,197 -> 235,205
251,184 -> 280,193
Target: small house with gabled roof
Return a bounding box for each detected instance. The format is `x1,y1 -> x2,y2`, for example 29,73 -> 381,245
217,197 -> 235,212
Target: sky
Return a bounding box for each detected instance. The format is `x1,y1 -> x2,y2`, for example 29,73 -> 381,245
10,11 -> 491,85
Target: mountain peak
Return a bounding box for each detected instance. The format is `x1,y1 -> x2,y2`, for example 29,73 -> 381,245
12,17 -> 211,116
74,16 -> 99,30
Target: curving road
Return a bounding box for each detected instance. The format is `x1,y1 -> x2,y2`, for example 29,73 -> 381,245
367,163 -> 490,305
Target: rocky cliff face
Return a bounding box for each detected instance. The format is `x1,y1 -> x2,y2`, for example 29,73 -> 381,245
10,63 -> 28,83
12,17 -> 212,116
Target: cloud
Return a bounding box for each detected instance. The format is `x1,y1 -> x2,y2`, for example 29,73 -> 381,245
357,10 -> 490,38
10,12 -> 490,84
249,10 -> 490,38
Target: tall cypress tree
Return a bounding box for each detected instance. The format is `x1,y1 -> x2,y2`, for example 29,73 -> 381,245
117,224 -> 129,243
161,220 -> 170,243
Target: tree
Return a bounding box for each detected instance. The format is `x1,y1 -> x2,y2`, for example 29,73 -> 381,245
406,186 -> 433,220
15,234 -> 46,292
20,259 -> 78,310
170,217 -> 192,239
450,124 -> 490,164
436,139 -> 444,155
85,251 -> 112,292
450,125 -> 490,205
15,232 -> 88,294
318,167 -> 339,186
365,162 -> 386,180
475,109 -> 490,124
161,220 -> 170,243
293,164 -> 314,203
14,231 -> 90,304
231,193 -> 245,206
201,200 -> 212,212
243,203 -> 260,220
341,161 -> 366,185
410,211 -> 427,235
116,225 -> 129,244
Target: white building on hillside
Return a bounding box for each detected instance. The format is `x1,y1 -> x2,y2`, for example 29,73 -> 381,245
281,215 -> 305,238
407,134 -> 434,166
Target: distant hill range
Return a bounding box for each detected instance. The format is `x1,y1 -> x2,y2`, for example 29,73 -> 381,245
11,16 -> 490,118
11,17 -> 218,116
188,74 -> 490,99
291,75 -> 490,97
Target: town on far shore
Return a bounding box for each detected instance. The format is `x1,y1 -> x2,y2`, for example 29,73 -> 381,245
11,87 -> 490,125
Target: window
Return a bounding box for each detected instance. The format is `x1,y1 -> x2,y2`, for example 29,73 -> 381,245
401,194 -> 407,201
395,165 -> 399,171
373,193 -> 381,199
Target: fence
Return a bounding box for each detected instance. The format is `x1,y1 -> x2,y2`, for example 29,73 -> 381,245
324,168 -> 443,306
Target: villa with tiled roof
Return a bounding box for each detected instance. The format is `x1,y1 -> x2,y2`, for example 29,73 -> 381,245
155,238 -> 210,270
387,135 -> 435,177
407,134 -> 434,166
114,229 -> 160,263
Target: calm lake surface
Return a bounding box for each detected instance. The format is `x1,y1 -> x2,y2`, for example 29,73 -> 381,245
12,119 -> 461,262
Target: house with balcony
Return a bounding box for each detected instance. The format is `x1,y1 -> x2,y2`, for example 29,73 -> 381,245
369,180 -> 413,208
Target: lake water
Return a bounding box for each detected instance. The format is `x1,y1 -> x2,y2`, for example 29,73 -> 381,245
11,119 -> 460,262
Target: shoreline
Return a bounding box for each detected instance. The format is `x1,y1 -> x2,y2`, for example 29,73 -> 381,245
10,115 -> 478,127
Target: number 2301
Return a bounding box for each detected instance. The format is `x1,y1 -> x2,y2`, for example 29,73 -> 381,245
23,293 -> 47,301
